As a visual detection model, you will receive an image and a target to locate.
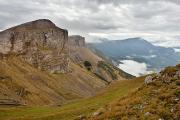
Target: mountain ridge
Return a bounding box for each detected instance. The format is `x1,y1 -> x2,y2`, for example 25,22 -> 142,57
89,37 -> 180,72
0,19 -> 132,106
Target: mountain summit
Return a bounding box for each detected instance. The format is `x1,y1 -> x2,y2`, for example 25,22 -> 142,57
0,19 -> 69,73
89,37 -> 180,71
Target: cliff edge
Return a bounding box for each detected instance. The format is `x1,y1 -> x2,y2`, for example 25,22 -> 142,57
0,19 -> 69,73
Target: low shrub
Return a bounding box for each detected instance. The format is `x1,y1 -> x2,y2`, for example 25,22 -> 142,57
161,67 -> 177,77
176,64 -> 180,69
176,81 -> 180,86
175,90 -> 180,96
83,61 -> 92,71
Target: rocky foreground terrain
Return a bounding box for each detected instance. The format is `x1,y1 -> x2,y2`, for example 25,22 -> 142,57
0,19 -> 132,106
88,64 -> 180,120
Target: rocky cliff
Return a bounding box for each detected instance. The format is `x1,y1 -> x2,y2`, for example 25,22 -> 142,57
69,35 -> 85,47
0,20 -> 132,106
0,19 -> 69,73
0,20 -> 107,105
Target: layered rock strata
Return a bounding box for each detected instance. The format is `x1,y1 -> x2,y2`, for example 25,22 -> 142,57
0,19 -> 69,73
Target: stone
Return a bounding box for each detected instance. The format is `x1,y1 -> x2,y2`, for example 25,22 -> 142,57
157,72 -> 161,78
144,112 -> 150,116
132,104 -> 144,110
75,115 -> 86,120
170,108 -> 174,113
92,107 -> 105,117
0,19 -> 69,73
175,70 -> 180,78
145,76 -> 153,85
158,118 -> 164,120
0,99 -> 21,106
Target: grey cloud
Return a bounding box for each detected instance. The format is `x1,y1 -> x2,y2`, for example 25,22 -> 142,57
0,0 -> 179,47
92,0 -> 180,5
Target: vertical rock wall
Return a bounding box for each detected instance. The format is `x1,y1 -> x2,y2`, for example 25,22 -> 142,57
0,19 -> 69,73
69,35 -> 85,47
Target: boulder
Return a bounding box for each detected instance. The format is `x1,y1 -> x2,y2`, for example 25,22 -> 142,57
92,107 -> 106,117
144,112 -> 150,117
175,70 -> 180,78
145,76 -> 153,85
75,115 -> 86,120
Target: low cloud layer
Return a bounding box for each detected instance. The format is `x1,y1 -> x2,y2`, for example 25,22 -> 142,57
0,0 -> 180,47
118,60 -> 152,77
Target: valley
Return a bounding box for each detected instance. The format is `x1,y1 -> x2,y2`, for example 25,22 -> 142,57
0,15 -> 179,120
0,77 -> 144,120
0,1 -> 180,120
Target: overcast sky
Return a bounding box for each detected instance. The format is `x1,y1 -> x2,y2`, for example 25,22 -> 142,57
0,0 -> 180,47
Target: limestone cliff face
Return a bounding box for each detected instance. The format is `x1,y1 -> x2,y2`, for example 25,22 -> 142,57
69,35 -> 88,64
0,19 -> 69,73
69,35 -> 85,47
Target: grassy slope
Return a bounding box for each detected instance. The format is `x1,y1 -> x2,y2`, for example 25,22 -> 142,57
92,65 -> 180,120
0,77 -> 144,120
0,57 -> 106,105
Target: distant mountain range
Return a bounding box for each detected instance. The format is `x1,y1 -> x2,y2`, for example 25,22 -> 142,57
88,37 -> 180,73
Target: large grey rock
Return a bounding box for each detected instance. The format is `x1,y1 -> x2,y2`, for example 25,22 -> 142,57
145,76 -> 153,85
0,19 -> 69,73
175,70 -> 180,77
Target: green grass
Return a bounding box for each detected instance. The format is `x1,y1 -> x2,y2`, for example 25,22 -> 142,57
0,77 -> 144,120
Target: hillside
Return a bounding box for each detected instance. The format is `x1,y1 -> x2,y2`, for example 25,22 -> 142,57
69,35 -> 134,82
0,19 -> 132,106
0,56 -> 108,105
0,64 -> 179,120
90,64 -> 180,120
0,75 -> 144,120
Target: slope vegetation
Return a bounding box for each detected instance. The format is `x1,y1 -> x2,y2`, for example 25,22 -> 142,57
0,56 -> 107,106
91,64 -> 180,120
0,76 -> 144,120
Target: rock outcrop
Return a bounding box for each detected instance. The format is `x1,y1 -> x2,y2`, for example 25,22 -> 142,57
69,35 -> 85,47
90,64 -> 180,120
144,75 -> 153,85
0,19 -> 69,73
